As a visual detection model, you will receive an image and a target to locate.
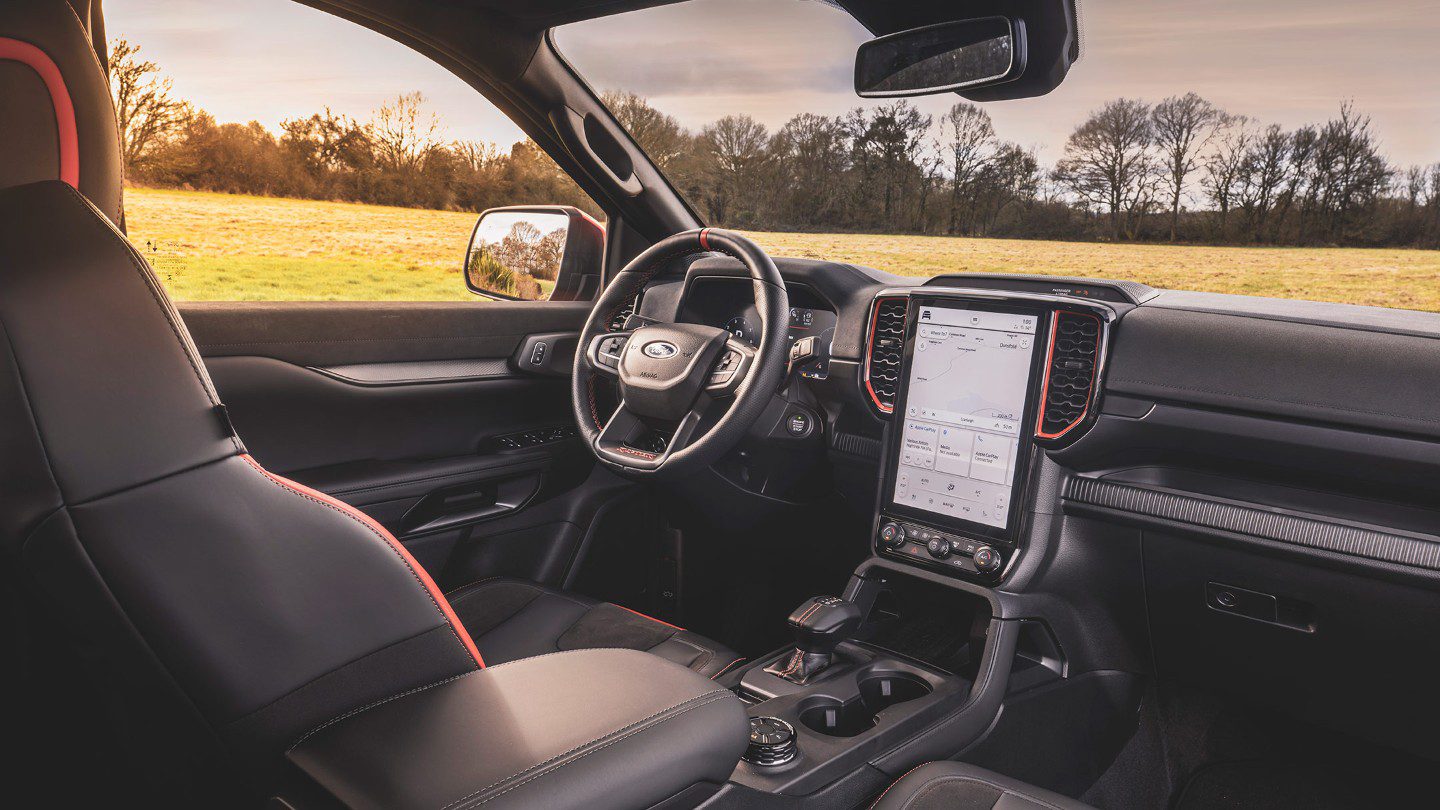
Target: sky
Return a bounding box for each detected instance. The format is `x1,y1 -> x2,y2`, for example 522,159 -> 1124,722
108,0 -> 1440,168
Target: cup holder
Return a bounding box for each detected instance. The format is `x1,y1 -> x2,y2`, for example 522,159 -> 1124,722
799,673 -> 932,737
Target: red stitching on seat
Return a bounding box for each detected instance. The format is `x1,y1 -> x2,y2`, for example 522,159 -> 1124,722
240,454 -> 485,669
0,38 -> 79,188
711,658 -> 746,679
870,763 -> 929,809
615,603 -> 684,631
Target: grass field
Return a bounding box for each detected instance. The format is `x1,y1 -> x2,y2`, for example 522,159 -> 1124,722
124,187 -> 1440,311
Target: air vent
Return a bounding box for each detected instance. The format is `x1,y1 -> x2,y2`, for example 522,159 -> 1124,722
608,296 -> 637,332
864,296 -> 908,413
1037,310 -> 1101,439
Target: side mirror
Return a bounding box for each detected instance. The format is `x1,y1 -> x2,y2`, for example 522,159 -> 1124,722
464,206 -> 604,301
855,16 -> 1027,98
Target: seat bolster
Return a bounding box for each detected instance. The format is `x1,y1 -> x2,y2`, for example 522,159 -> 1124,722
873,762 -> 1093,810
288,648 -> 749,810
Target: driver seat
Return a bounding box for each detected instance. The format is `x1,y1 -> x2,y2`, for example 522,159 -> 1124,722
0,1 -> 740,802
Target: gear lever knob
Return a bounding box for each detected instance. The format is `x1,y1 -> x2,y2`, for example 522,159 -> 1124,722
788,596 -> 862,656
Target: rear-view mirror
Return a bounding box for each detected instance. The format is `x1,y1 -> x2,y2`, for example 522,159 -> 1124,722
855,17 -> 1026,98
464,205 -> 604,301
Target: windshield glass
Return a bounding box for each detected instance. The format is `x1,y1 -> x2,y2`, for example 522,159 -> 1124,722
555,0 -> 1440,311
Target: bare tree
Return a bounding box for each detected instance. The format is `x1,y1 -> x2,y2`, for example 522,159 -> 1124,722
602,90 -> 689,171
281,108 -> 372,175
108,39 -> 191,175
770,113 -> 851,226
1312,102 -> 1392,241
1053,98 -> 1158,240
453,139 -> 502,173
1401,165 -> 1427,211
1238,124 -> 1291,241
939,103 -> 996,234
972,143 -> 1040,234
1427,164 -> 1440,246
1151,92 -> 1219,241
1201,114 -> 1251,237
700,114 -> 770,224
1273,125 -> 1317,242
372,92 -> 440,173
850,102 -> 933,230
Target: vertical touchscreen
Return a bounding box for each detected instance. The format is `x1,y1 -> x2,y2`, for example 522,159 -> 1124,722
892,305 -> 1039,530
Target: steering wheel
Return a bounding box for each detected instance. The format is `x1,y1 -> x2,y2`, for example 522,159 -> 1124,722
572,228 -> 789,478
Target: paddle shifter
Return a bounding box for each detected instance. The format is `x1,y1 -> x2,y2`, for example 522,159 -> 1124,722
765,596 -> 862,685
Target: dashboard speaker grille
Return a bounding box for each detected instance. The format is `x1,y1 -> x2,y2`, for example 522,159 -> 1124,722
865,296 -> 908,413
1037,310 -> 1101,439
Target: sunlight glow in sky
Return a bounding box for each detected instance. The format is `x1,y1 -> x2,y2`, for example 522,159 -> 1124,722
108,0 -> 1439,168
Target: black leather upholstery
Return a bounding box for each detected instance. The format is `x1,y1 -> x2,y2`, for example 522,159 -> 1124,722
448,577 -> 743,679
0,180 -> 487,796
289,648 -> 750,810
873,762 -> 1092,810
0,0 -> 124,225
0,180 -> 751,803
0,5 -> 749,803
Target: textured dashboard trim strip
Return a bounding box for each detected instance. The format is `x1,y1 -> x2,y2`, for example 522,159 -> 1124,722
1064,477 -> 1440,570
310,358 -> 512,386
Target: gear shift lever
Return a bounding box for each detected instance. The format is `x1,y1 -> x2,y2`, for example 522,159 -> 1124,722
766,596 -> 861,684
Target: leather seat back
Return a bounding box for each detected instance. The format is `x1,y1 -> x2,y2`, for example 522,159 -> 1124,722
0,4 -> 495,784
0,178 -> 492,799
0,180 -> 485,795
0,6 -> 487,793
0,0 -> 123,224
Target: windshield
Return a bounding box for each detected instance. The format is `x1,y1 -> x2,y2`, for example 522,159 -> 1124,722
555,0 -> 1440,311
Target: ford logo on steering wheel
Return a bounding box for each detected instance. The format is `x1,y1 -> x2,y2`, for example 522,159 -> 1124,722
642,341 -> 679,359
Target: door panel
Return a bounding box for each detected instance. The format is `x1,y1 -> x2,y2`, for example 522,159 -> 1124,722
182,301 -> 591,366
180,301 -> 612,589
199,355 -> 571,473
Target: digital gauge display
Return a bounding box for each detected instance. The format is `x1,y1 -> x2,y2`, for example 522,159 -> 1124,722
720,308 -> 834,379
680,278 -> 836,381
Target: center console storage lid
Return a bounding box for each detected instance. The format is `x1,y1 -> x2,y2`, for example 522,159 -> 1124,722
287,648 -> 748,810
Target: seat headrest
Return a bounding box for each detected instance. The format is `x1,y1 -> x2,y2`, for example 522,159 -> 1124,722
0,0 -> 123,226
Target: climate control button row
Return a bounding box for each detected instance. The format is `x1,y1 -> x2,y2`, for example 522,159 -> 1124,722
876,520 -> 1006,578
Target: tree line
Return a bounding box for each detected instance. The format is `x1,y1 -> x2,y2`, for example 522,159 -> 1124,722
111,39 -> 1439,248
614,89 -> 1439,248
109,40 -> 600,218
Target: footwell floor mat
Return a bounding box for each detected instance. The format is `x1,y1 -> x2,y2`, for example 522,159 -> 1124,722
1175,760 -> 1382,810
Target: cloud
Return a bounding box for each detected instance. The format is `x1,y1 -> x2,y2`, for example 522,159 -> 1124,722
109,0 -> 1439,167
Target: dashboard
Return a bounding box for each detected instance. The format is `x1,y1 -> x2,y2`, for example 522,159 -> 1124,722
659,265 -> 1117,583
679,276 -> 837,380
639,254 -> 1440,764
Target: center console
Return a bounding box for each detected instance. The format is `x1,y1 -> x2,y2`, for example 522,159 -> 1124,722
868,290 -> 1113,583
718,575 -> 1012,801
